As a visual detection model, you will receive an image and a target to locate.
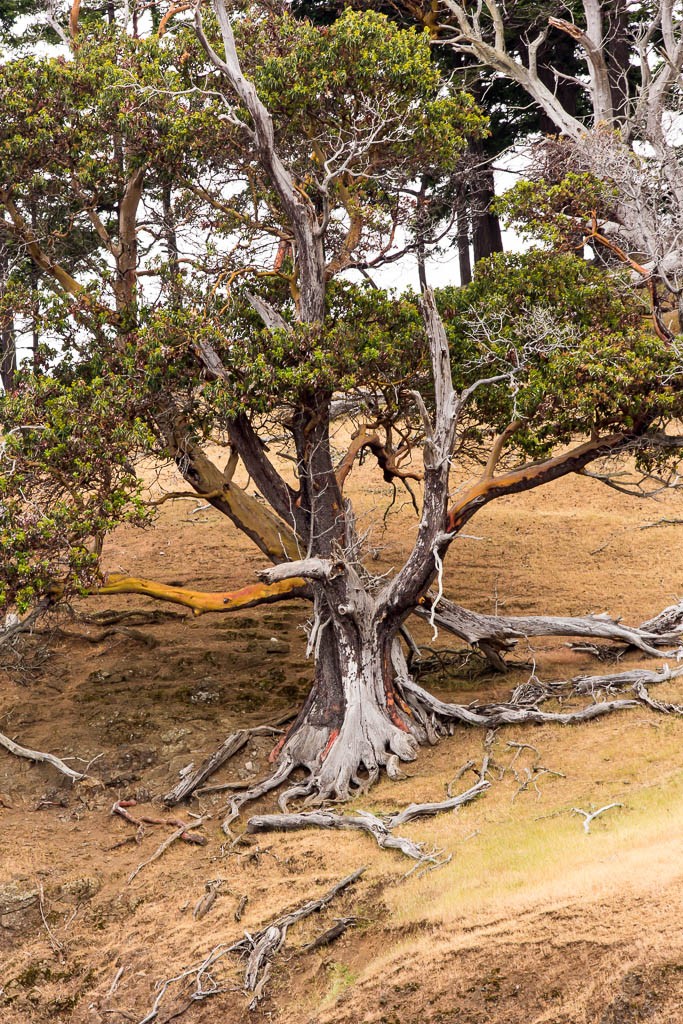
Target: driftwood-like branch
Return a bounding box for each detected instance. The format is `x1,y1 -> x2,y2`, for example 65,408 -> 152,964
633,679 -> 683,715
245,776 -> 489,866
246,809 -> 440,864
0,730 -> 85,782
302,917 -> 356,951
135,868 -> 364,1021
572,803 -> 623,834
416,596 -> 682,663
163,716 -> 293,806
572,663 -> 683,694
163,731 -> 250,806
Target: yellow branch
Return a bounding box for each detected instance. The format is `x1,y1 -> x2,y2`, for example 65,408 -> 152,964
96,573 -> 308,615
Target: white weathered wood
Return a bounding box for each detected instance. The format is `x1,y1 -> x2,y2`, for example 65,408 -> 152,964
0,730 -> 85,782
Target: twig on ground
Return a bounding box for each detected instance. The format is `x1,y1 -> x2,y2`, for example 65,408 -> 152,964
0,598 -> 51,648
0,730 -> 86,782
107,966 -> 125,997
193,879 -> 224,920
633,679 -> 683,715
446,758 -> 476,795
38,883 -> 63,954
234,894 -> 248,922
128,814 -> 210,883
572,803 -> 623,834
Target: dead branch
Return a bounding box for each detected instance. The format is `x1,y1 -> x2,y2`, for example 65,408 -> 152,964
0,597 -> 51,648
0,729 -> 86,782
163,713 -> 295,806
572,663 -> 683,694
301,917 -> 355,951
135,868 -> 364,1021
416,597 -> 682,667
128,814 -> 210,883
245,809 -> 442,865
641,518 -> 683,529
572,803 -> 623,834
163,731 -> 251,806
401,676 -> 638,728
193,879 -> 224,920
633,680 -> 683,715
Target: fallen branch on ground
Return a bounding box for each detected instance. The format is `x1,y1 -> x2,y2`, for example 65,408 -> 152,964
572,803 -> 623,834
302,917 -> 356,951
245,776 -> 490,869
0,729 -> 86,782
632,679 -> 683,715
135,867 -> 364,1022
163,713 -> 295,807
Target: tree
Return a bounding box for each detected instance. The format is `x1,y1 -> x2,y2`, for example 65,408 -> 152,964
2,0 -> 683,811
432,0 -> 683,321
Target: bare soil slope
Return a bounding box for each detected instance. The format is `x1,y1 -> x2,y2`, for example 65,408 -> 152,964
1,457 -> 683,1024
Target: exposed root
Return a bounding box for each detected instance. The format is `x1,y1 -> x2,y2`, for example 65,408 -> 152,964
134,868 -> 364,1021
572,663 -> 683,695
400,677 -> 639,728
111,800 -> 209,878
246,807 -> 452,871
219,653 -> 683,833
163,714 -> 293,806
221,760 -> 297,832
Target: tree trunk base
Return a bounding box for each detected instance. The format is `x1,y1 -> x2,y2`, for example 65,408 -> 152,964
218,643 -> 683,831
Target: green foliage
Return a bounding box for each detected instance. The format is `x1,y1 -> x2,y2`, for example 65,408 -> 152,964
0,4 -> 681,618
239,8 -> 486,180
0,373 -> 152,610
439,252 -> 682,456
495,173 -> 619,249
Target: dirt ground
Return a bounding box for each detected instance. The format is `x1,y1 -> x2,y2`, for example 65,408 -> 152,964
2,449 -> 683,1024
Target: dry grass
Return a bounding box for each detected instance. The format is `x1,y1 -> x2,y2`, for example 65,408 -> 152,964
2,447 -> 683,1023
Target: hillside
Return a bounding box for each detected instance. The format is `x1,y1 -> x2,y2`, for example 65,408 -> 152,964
1,454 -> 683,1024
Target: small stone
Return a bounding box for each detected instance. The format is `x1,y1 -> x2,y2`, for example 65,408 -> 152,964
265,639 -> 290,654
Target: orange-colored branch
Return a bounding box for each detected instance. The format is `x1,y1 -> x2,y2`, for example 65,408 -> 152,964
584,211 -> 673,343
146,488 -> 226,507
96,573 -> 309,615
446,433 -> 626,533
336,426 -> 380,488
482,420 -> 523,480
69,0 -> 81,39
158,2 -> 194,35
335,426 -> 423,491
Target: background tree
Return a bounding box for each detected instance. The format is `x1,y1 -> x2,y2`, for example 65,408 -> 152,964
433,0 -> 683,320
